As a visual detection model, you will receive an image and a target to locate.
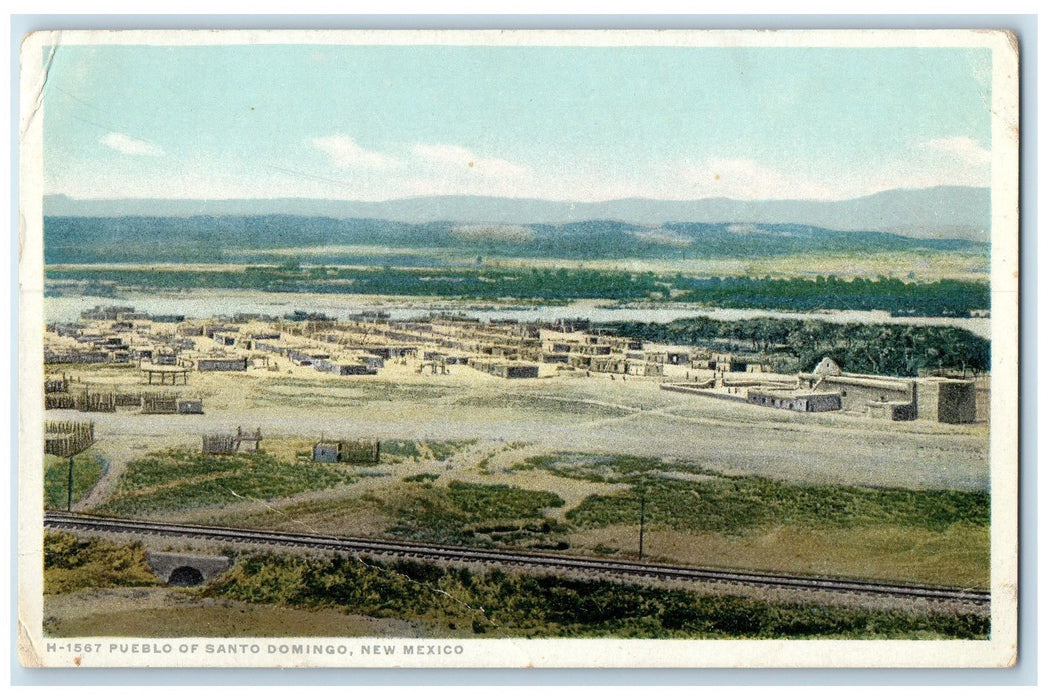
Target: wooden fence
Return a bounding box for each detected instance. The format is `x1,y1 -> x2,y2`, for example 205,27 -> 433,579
141,393 -> 179,414
45,394 -> 76,410
74,391 -> 116,413
202,426 -> 262,454
202,434 -> 237,454
44,420 -> 95,458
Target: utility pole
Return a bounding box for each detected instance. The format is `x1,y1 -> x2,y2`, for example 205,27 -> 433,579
45,421 -> 94,513
638,491 -> 646,561
67,455 -> 74,512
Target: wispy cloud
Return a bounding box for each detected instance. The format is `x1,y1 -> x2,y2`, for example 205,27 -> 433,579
414,143 -> 530,179
100,132 -> 164,157
312,135 -> 401,170
925,137 -> 992,166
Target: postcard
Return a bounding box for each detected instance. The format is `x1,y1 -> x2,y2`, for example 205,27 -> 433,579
17,28 -> 1019,668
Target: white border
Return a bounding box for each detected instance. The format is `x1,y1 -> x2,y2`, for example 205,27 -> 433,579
15,28 -> 1021,669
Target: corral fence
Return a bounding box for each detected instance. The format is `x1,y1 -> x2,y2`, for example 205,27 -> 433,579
44,420 -> 95,458
141,393 -> 179,414
45,394 -> 76,410
203,427 -> 262,455
74,391 -> 116,413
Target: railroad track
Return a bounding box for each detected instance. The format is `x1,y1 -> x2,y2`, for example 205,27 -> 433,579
44,511 -> 990,606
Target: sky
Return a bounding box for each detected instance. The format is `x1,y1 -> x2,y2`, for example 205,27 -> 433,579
39,42 -> 993,202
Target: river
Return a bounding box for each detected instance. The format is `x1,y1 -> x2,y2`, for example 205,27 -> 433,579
43,290 -> 991,338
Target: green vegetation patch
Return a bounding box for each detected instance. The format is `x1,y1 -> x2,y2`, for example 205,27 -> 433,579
446,480 -> 563,520
46,254 -> 989,315
383,440 -> 475,463
514,453 -> 716,483
44,532 -> 159,594
386,480 -> 566,548
403,472 -> 440,484
113,448 -> 240,491
566,473 -> 989,536
44,453 -> 105,510
204,552 -> 989,639
382,440 -> 422,460
97,450 -> 356,517
429,440 -> 477,461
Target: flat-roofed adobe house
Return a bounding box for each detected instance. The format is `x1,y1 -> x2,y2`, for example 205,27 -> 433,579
798,357 -> 977,423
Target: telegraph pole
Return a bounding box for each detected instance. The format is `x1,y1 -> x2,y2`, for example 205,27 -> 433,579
638,491 -> 646,561
67,455 -> 74,512
45,420 -> 94,513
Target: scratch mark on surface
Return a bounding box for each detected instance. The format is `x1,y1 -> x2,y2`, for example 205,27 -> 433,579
22,41 -> 57,139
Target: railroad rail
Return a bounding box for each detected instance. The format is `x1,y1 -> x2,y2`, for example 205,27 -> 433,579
44,511 -> 990,606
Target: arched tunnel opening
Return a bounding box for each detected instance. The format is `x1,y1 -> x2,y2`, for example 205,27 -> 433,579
168,566 -> 205,587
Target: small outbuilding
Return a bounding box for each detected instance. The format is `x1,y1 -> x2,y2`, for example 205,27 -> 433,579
312,442 -> 342,463
177,399 -> 204,414
198,357 -> 248,372
312,439 -> 381,464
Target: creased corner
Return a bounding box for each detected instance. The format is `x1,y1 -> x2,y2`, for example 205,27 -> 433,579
20,34 -> 59,141
17,617 -> 44,668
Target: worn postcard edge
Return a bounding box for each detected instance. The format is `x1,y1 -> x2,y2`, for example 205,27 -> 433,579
15,28 -> 1021,669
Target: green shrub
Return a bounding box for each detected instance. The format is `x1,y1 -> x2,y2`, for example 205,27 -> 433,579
203,551 -> 989,640
44,533 -> 158,594
385,481 -> 565,547
403,473 -> 440,484
381,441 -> 421,459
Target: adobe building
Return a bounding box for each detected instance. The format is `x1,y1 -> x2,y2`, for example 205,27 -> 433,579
798,357 -> 976,423
915,377 -> 978,424
197,357 -> 249,372
799,357 -> 913,416
746,388 -> 842,413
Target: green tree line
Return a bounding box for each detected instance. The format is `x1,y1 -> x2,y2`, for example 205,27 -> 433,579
46,265 -> 989,315
606,317 -> 990,376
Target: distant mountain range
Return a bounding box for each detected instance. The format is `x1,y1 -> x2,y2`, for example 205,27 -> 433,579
44,216 -> 983,267
44,185 -> 990,241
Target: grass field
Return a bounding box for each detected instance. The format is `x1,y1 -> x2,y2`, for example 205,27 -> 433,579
183,450 -> 988,587
200,551 -> 989,639
94,450 -> 357,518
515,452 -> 991,587
44,452 -> 105,510
43,533 -> 989,639
566,471 -> 988,535
515,452 -> 988,534
385,480 -> 568,548
94,444 -> 990,587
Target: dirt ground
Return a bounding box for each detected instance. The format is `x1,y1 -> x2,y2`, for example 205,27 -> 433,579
39,354 -> 992,594
43,588 -> 444,638
56,355 -> 990,507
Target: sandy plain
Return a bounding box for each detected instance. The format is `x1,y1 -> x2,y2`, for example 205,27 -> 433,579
42,344 -> 990,582
55,353 -> 990,496
38,325 -> 995,641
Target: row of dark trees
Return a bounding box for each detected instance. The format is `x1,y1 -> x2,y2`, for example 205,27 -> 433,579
605,317 -> 990,377
671,275 -> 989,316
47,266 -> 990,316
